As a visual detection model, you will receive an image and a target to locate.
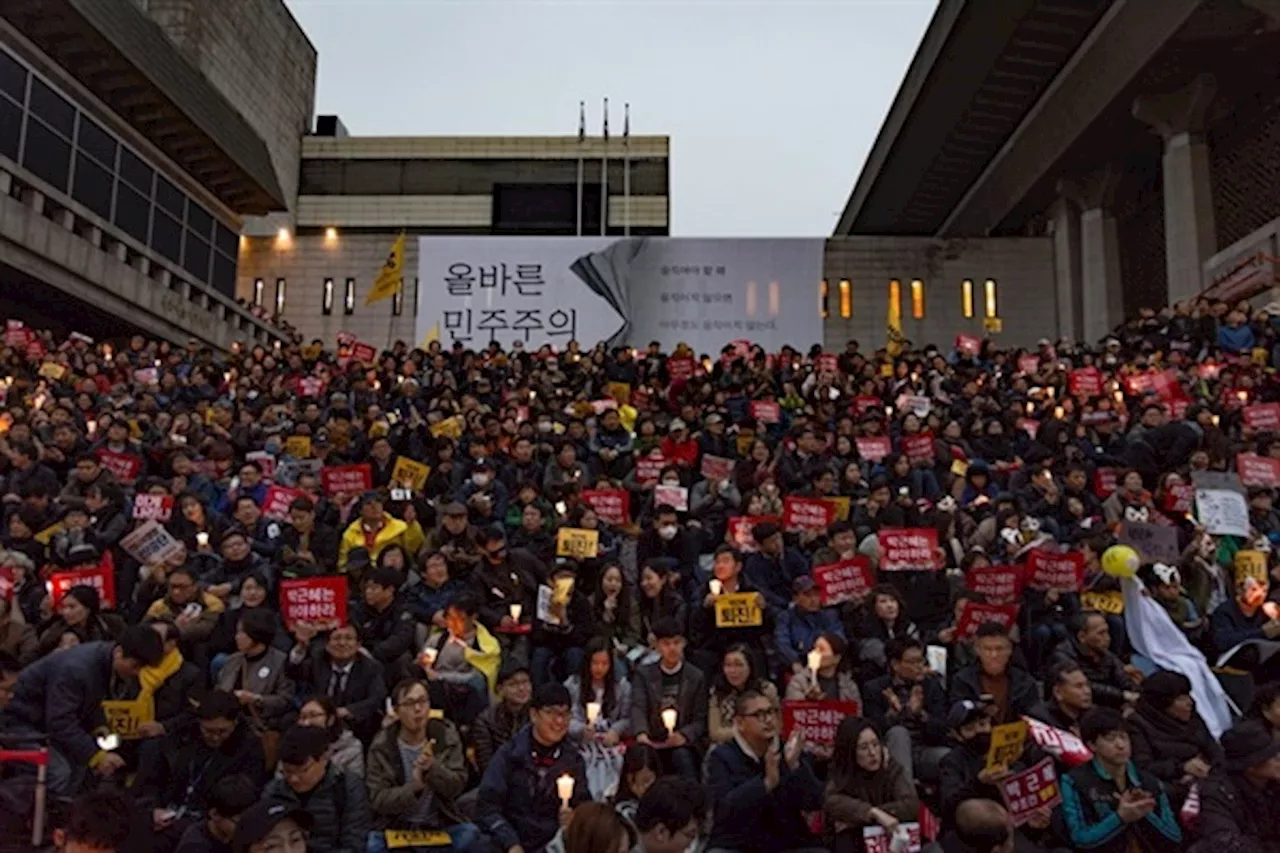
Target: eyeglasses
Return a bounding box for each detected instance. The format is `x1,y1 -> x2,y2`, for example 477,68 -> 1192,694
536,707 -> 571,721
739,707 -> 779,721
397,697 -> 430,710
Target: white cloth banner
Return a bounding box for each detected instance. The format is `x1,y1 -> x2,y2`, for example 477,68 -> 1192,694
416,237 -> 825,354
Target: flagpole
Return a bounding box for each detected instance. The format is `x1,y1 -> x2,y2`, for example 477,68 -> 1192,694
576,101 -> 585,237
623,103 -> 631,238
600,97 -> 609,237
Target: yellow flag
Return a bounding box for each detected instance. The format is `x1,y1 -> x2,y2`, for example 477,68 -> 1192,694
365,231 -> 406,305
419,322 -> 440,350
886,280 -> 905,357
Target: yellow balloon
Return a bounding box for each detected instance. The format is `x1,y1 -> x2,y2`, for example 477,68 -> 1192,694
1101,545 -> 1140,578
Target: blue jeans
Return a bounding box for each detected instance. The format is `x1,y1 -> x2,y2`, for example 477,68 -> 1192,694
531,645 -> 584,687
367,824 -> 479,852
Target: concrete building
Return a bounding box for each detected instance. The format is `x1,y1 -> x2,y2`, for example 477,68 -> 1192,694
237,122 -> 671,345
833,0 -> 1280,348
0,0 -> 314,349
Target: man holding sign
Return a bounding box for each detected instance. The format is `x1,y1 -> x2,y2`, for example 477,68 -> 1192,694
689,546 -> 770,676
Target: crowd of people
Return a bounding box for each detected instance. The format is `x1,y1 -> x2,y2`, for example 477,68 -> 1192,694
1,299 -> 1280,853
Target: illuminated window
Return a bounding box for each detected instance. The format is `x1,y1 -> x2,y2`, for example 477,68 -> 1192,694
344,278 -> 355,315
768,281 -> 780,316
889,279 -> 901,319
274,278 -> 286,314
911,279 -> 925,319
252,278 -> 264,306
839,279 -> 852,319
962,279 -> 974,318
820,279 -> 829,319
984,279 -> 998,318
322,278 -> 334,316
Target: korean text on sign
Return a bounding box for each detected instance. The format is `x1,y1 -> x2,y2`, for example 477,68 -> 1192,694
955,601 -> 1019,640
782,497 -> 834,533
322,464 -> 373,497
391,457 -> 430,491
132,494 -> 173,522
985,720 -> 1028,772
714,592 -> 763,628
781,699 -> 861,759
581,489 -> 629,526
813,557 -> 873,606
1000,757 -> 1062,826
120,520 -> 183,566
279,576 -> 348,630
50,567 -> 116,610
556,528 -> 600,560
863,824 -> 922,853
878,528 -> 938,571
966,565 -> 1023,605
101,699 -> 151,740
1024,549 -> 1084,592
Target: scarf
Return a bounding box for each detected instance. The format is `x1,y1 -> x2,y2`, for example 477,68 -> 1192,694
136,646 -> 183,720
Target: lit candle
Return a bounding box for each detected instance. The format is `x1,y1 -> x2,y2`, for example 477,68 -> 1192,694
224,371 -> 232,383
1053,406 -> 1064,419
885,405 -> 893,417
86,420 -> 96,437
45,581 -> 52,598
586,702 -> 601,725
96,733 -> 120,752
556,773 -> 575,807
1025,402 -> 1034,415
1211,414 -> 1220,427
807,648 -> 822,676
421,646 -> 438,667
1113,390 -> 1123,403
661,708 -> 678,735
196,532 -> 209,547
509,603 -> 522,622
1045,387 -> 1055,399
709,579 -> 723,596
1265,602 -> 1280,621
1238,391 -> 1249,403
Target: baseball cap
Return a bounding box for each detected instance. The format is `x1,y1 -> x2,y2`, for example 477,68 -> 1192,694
669,418 -> 687,432
947,700 -> 986,729
233,802 -> 313,853
792,576 -> 817,594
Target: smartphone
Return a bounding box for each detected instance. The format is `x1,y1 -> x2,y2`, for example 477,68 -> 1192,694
390,488 -> 411,502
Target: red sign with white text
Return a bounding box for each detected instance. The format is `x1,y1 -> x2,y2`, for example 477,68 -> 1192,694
96,449 -> 142,482
966,565 -> 1024,604
727,515 -> 778,552
750,401 -> 782,424
582,489 -> 630,526
634,455 -> 667,486
813,557 -> 874,606
955,335 -> 981,356
878,528 -> 939,572
1093,468 -> 1118,498
321,464 -> 373,497
1238,453 -> 1280,487
1025,549 -> 1085,592
856,436 -> 891,463
262,485 -> 303,521
782,496 -> 835,533
279,576 -> 348,630
1245,403 -> 1280,431
49,566 -> 116,610
955,600 -> 1019,640
1001,757 -> 1062,827
782,699 -> 861,759
1068,368 -> 1102,398
902,433 -> 935,464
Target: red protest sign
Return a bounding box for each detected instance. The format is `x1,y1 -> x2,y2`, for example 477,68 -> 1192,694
634,454 -> 667,486
1017,355 -> 1040,375
1093,467 -> 1118,498
863,825 -> 923,853
1162,483 -> 1195,514
901,433 -> 935,464
1024,716 -> 1092,768
813,557 -> 874,606
1124,372 -> 1155,396
321,464 -> 372,497
666,356 -> 694,382
96,448 -> 142,482
783,496 -> 835,533
878,528 -> 939,572
300,377 -> 324,397
582,489 -> 630,526
1000,757 -> 1062,827
49,566 -> 116,610
700,455 -> 735,482
856,436 -> 891,463
852,396 -> 882,417
727,515 -> 778,552
131,494 -> 174,522
279,576 -> 348,631
750,401 -> 782,424
0,567 -> 12,602
1068,367 -> 1102,398
1025,549 -> 1084,592
351,342 -> 377,364
262,485 -> 303,521
955,335 -> 981,356
654,484 -> 689,512
1015,418 -> 1040,439
818,354 -> 839,374
1238,453 -> 1280,487
966,565 -> 1024,605
782,699 -> 861,759
1245,403 -> 1280,431
955,601 -> 1019,640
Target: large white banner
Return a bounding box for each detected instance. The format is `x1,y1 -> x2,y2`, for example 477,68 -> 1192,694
416,237 -> 825,354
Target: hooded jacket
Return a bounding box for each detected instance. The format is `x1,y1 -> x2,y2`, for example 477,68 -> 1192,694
475,724 -> 590,853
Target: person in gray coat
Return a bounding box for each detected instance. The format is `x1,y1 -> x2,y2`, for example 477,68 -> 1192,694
215,608 -> 295,734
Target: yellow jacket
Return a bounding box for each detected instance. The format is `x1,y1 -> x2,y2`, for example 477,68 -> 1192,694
338,513 -> 426,572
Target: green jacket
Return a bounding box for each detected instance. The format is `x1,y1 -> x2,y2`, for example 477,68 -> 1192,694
365,719 -> 469,830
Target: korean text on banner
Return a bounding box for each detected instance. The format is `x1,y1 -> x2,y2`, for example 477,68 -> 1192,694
714,592 -> 763,628
782,700 -> 861,759
1001,757 -> 1062,826
279,576 -> 348,631
700,455 -> 735,482
986,720 -> 1029,772
1024,549 -> 1084,592
1024,716 -> 1093,767
556,528 -> 599,559
100,700 -> 152,740
581,489 -> 630,526
1194,472 -> 1250,538
878,528 -> 939,572
863,825 -> 922,853
1238,453 -> 1280,487
120,520 -> 183,566
132,494 -> 173,522
49,567 -> 116,609
1118,522 -> 1180,564
855,436 -> 891,463
955,601 -> 1019,640
391,457 -> 430,491
966,565 -> 1024,605
322,464 -> 373,497
262,486 -> 302,521
654,485 -> 689,512
813,557 -> 874,606
782,497 -> 834,533
634,454 -> 666,486
727,516 -> 777,552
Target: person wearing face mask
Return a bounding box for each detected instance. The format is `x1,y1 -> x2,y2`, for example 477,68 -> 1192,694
637,505 -> 699,590
457,458 -> 509,523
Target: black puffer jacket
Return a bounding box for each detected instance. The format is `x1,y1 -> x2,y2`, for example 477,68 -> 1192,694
1128,699 -> 1223,806
1196,771 -> 1280,853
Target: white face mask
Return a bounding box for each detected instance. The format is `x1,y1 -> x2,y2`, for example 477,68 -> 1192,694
472,474 -> 491,487
662,479 -> 680,487
537,422 -> 553,434
658,525 -> 678,541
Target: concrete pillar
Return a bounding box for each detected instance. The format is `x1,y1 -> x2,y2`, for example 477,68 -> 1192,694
87,226 -> 102,248
1049,197 -> 1083,343
113,242 -> 128,263
1133,74 -> 1218,307
132,254 -> 151,276
21,187 -> 44,215
0,172 -> 11,196
1060,165 -> 1125,342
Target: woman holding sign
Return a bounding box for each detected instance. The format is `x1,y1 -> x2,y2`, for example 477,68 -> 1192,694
824,717 -> 918,853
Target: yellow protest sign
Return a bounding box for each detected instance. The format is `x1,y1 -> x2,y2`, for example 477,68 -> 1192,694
735,435 -> 754,457
285,436 -> 312,458
385,830 -> 452,848
1235,550 -> 1269,587
985,720 -> 1027,772
880,363 -> 894,378
556,528 -> 599,559
1081,591 -> 1124,615
429,417 -> 463,439
714,592 -> 764,628
391,456 -> 431,490
824,496 -> 851,522
38,362 -> 66,381
1254,348 -> 1271,366
302,344 -> 323,360
607,382 -> 631,405
101,699 -> 152,740
128,419 -> 143,439
951,459 -> 969,477
34,523 -> 64,546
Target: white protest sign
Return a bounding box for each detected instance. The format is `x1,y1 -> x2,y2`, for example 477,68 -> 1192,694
121,520 -> 184,565
1193,472 -> 1249,538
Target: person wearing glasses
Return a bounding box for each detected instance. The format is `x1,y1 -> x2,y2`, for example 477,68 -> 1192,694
476,682 -> 589,853
470,527 -> 542,637
705,690 -> 824,853
366,679 -> 476,852
823,717 -> 918,853
287,622 -> 387,745
263,725 -> 370,853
